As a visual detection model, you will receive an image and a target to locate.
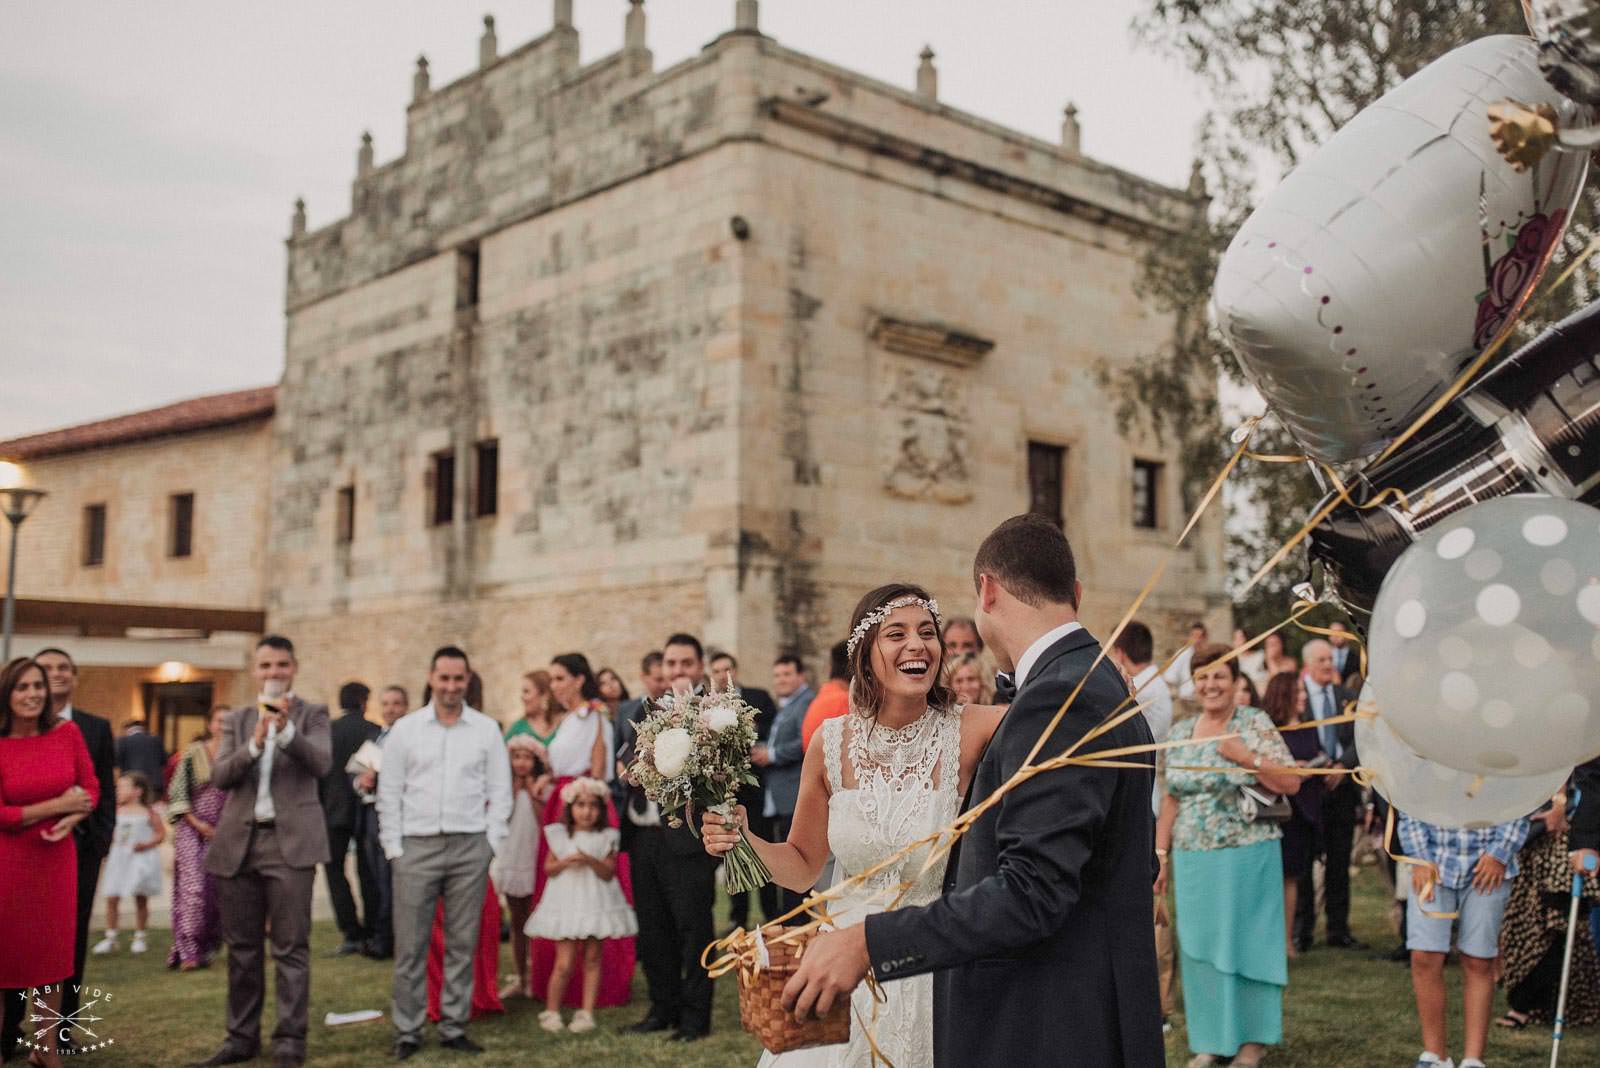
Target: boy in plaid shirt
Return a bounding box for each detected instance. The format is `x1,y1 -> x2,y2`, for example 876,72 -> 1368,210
1397,813 -> 1530,1068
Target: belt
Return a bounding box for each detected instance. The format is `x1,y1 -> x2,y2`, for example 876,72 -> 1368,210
253,819 -> 276,829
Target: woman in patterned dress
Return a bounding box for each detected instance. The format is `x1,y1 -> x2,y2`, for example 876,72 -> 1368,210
1156,643 -> 1302,1068
166,705 -> 228,970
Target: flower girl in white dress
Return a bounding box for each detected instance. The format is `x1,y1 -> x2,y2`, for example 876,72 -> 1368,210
525,776 -> 637,1033
702,584 -> 1005,1067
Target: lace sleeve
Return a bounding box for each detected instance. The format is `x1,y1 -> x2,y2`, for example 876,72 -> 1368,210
822,714 -> 845,794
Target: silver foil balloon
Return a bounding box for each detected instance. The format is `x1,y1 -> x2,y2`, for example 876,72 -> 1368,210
1355,685 -> 1568,828
1365,495 -> 1600,776
1310,296 -> 1600,624
1213,35 -> 1590,463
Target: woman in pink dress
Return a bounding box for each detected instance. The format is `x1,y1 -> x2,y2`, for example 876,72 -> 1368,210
528,653 -> 635,1008
0,658 -> 100,1068
165,705 -> 229,970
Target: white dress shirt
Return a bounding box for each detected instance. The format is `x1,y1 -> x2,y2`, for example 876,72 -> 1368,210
377,703 -> 512,861
1163,644 -> 1198,700
1130,665 -> 1173,745
246,714 -> 298,823
1012,620 -> 1085,693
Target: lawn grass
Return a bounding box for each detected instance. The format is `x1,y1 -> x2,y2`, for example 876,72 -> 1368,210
73,868 -> 1600,1066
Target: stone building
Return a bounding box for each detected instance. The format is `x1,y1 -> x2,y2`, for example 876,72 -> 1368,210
2,1 -> 1227,722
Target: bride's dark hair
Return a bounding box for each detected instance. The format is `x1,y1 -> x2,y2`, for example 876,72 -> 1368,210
846,582 -> 953,720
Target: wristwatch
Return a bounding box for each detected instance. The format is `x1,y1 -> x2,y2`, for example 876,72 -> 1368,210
1155,847 -> 1169,858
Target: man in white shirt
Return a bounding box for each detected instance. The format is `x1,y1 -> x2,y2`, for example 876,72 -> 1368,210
379,648 -> 511,1060
1162,620 -> 1208,701
1109,621 -> 1177,1029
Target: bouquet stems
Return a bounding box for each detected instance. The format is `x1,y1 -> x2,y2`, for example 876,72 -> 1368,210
712,802 -> 774,896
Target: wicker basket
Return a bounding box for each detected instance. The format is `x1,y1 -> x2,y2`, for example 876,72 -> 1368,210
737,927 -> 853,1054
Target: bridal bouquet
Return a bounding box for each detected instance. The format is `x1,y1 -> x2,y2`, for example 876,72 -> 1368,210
627,681 -> 772,894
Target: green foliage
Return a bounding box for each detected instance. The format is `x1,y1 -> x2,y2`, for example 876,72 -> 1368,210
1116,1 -> 1591,632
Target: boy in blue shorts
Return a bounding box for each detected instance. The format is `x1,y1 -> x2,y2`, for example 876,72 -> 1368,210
1397,813 -> 1530,1068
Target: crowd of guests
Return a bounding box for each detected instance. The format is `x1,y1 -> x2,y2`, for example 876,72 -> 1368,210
4,612 -> 1599,1067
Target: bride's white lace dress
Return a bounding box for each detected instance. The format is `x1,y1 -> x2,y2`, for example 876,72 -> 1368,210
760,706 -> 962,1068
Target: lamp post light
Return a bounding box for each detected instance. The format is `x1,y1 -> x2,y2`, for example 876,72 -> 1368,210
0,463 -> 46,662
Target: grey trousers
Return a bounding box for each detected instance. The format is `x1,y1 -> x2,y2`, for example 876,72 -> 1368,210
216,826 -> 316,1060
391,833 -> 492,1042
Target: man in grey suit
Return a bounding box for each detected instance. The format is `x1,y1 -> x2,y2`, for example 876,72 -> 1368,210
189,635 -> 332,1068
752,653 -> 815,917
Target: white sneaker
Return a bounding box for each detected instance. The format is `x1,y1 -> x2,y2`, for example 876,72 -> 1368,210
1415,1054 -> 1455,1068
538,1010 -> 565,1033
568,1010 -> 595,1033
1459,1060 -> 1485,1068
91,932 -> 117,955
130,932 -> 148,954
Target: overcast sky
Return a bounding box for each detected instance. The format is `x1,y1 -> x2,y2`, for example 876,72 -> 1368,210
0,1 -> 1211,438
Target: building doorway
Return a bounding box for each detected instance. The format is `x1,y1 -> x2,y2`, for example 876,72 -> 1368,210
143,681 -> 216,755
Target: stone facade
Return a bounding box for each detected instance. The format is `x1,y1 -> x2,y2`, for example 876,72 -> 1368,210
3,5 -> 1228,719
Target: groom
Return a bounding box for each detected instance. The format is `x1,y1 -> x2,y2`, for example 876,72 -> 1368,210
786,514 -> 1164,1065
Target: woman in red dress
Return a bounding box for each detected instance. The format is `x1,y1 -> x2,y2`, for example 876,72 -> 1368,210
0,658 -> 100,1068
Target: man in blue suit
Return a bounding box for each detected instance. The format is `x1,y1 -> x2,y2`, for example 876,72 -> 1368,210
752,654 -> 815,919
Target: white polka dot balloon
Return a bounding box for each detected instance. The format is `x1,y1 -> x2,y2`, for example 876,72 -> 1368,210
1354,686 -> 1569,828
1366,495 -> 1600,776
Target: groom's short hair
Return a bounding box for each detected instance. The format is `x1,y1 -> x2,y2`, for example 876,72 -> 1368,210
974,513 -> 1078,609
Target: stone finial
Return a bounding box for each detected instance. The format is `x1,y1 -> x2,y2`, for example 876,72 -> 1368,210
625,0 -> 647,52
480,14 -> 498,68
413,55 -> 431,102
916,45 -> 938,100
553,0 -> 574,26
1060,102 -> 1081,155
1188,158 -> 1209,199
357,131 -> 374,177
734,0 -> 759,32
290,197 -> 307,238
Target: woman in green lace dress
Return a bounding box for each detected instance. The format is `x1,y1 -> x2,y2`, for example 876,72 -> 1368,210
1156,643 -> 1302,1068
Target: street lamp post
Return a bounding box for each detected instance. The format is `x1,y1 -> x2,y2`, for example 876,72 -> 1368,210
0,478 -> 47,662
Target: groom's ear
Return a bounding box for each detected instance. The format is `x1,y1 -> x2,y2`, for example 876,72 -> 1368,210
977,573 -> 1000,613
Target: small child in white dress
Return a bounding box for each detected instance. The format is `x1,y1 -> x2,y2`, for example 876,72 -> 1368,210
93,771 -> 166,955
524,776 -> 636,1033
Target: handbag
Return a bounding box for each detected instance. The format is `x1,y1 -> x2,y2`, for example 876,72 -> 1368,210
1237,781 -> 1292,824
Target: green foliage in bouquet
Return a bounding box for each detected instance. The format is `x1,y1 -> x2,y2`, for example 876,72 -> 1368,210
627,682 -> 773,895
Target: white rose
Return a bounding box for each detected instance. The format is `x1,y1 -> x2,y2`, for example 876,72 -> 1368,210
653,728 -> 694,778
701,703 -> 740,733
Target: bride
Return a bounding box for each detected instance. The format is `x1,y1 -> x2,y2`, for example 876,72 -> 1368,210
702,582 -> 1005,1066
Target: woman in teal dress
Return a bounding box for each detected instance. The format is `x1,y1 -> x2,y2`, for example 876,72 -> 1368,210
1156,643 -> 1303,1068
506,669 -> 560,746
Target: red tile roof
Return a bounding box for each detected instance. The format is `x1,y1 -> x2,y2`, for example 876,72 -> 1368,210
0,386 -> 277,460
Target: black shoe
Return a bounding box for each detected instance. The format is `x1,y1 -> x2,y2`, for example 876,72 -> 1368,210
668,1029 -> 708,1042
393,1039 -> 421,1061
272,1056 -> 303,1068
1382,944 -> 1410,962
439,1036 -> 484,1055
627,1015 -> 676,1034
1326,933 -> 1368,950
1292,936 -> 1311,954
185,1048 -> 258,1068
361,939 -> 393,960
330,939 -> 364,956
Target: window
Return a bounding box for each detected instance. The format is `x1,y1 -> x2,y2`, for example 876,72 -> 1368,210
1027,442 -> 1066,529
430,451 -> 456,526
169,493 -> 194,557
82,504 -> 106,567
474,440 -> 498,518
336,485 -> 355,544
456,243 -> 481,310
1132,460 -> 1162,530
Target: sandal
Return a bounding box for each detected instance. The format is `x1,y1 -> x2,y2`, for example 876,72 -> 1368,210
497,978 -> 525,1000
1495,1009 -> 1532,1029
1185,1057 -> 1220,1068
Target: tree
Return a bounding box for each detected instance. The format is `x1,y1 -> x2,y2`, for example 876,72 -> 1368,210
1112,1 -> 1587,638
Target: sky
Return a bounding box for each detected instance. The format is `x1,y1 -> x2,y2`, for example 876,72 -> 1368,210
0,1 -> 1212,438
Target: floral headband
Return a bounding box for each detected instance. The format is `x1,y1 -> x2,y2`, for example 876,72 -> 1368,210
559,776 -> 608,806
506,735 -> 547,757
846,595 -> 942,656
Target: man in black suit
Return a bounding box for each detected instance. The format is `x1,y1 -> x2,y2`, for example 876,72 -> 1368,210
321,682 -> 381,957
1295,638 -> 1363,952
115,716 -> 167,790
616,635 -> 720,1043
785,513 -> 1164,1067
708,650 -> 778,929
0,648 -> 117,1058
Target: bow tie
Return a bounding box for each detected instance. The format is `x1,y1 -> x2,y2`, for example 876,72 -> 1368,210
994,673 -> 1017,704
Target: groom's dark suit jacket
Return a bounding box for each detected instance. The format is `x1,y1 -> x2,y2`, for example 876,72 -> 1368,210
864,627 -> 1164,1067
